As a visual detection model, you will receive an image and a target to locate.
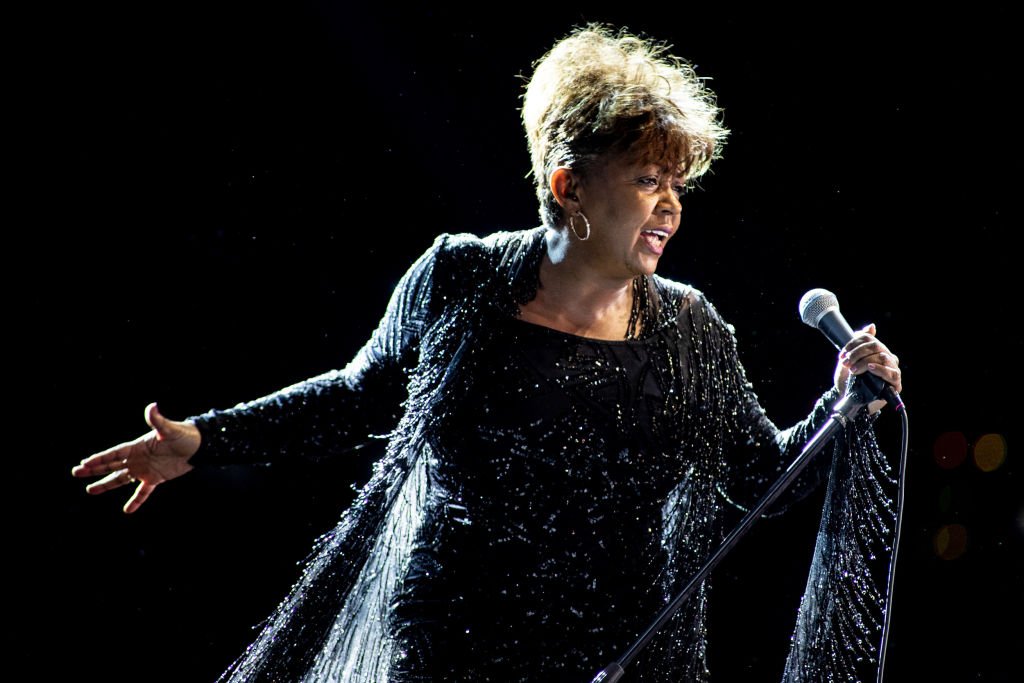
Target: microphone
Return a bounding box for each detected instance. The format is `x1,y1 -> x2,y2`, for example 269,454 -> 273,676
799,288 -> 903,411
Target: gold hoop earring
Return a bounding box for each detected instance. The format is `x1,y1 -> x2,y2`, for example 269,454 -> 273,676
569,212 -> 591,241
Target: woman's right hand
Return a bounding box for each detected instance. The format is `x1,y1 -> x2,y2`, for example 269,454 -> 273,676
72,402 -> 201,514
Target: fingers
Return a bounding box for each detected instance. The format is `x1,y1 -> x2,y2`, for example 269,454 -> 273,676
123,482 -> 154,515
73,404 -> 168,513
841,350 -> 903,394
840,324 -> 898,368
72,441 -> 137,478
84,467 -> 137,495
865,357 -> 903,394
84,468 -> 151,514
835,322 -> 904,395
846,350 -> 898,374
73,402 -> 171,480
841,323 -> 880,352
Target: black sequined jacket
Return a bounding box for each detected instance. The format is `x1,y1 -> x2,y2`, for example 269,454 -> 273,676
190,226 -> 893,682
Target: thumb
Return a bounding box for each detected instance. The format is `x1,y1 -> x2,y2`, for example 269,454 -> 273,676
145,402 -> 173,438
864,322 -> 876,335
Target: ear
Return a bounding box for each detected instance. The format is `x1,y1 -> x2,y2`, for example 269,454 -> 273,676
549,166 -> 581,211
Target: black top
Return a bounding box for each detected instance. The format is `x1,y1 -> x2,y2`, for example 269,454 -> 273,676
388,314 -> 690,680
188,229 -> 891,683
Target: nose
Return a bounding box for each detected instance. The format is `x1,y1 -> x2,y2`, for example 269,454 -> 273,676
656,183 -> 682,216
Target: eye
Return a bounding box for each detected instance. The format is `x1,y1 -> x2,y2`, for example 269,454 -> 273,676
673,184 -> 686,198
638,176 -> 659,187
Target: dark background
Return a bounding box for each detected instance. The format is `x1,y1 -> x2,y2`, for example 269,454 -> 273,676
25,4 -> 1019,681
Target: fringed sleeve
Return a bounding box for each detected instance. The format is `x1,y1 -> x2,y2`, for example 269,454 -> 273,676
203,234 -> 458,682
186,234 -> 448,466
692,291 -> 854,516
780,407 -> 896,683
690,291 -> 896,682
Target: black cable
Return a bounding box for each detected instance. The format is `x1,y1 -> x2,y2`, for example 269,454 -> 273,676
877,403 -> 909,682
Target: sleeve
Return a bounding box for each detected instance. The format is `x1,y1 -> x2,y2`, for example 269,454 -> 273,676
685,290 -> 896,679
700,294 -> 881,515
185,234 -> 450,466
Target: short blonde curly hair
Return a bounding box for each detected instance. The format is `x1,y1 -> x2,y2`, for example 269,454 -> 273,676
521,23 -> 730,228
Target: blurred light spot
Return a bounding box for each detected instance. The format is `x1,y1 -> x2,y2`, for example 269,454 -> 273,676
973,433 -> 1007,472
933,432 -> 968,469
934,523 -> 968,560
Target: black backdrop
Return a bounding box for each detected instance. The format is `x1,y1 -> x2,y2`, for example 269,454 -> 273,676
28,5 -> 1019,681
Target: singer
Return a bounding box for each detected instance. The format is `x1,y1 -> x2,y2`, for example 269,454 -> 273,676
72,24 -> 902,682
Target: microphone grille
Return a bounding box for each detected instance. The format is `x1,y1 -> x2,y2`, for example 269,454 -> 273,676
799,288 -> 839,328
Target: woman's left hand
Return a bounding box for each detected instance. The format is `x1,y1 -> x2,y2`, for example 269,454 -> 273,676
834,323 -> 903,414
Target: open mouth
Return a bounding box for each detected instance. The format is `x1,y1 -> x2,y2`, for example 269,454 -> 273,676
641,229 -> 670,253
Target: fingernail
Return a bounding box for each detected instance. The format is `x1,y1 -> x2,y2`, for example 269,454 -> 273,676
868,363 -> 877,369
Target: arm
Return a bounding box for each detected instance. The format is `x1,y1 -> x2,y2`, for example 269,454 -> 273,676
691,295 -> 902,678
696,294 -> 880,515
73,234 -> 452,512
185,234 -> 449,466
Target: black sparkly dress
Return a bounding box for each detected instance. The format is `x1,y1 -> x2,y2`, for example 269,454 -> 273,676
390,315 -> 700,681
189,227 -> 894,682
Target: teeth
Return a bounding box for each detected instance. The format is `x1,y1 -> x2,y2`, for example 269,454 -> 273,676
642,229 -> 669,241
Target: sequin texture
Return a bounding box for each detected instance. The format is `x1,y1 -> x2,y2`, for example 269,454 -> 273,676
189,227 -> 893,682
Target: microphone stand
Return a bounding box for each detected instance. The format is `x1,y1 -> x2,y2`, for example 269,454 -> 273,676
589,376 -> 880,683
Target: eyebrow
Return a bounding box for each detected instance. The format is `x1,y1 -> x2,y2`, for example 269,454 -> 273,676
633,160 -> 685,176
636,167 -> 687,181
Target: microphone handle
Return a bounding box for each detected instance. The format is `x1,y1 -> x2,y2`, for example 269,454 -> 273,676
819,310 -> 903,410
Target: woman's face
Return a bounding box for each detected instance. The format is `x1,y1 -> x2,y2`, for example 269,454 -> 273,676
573,151 -> 685,279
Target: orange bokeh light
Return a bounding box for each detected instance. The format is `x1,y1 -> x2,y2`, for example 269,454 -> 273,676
934,523 -> 968,560
973,433 -> 1007,472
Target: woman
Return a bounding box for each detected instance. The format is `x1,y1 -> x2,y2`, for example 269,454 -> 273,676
73,24 -> 902,682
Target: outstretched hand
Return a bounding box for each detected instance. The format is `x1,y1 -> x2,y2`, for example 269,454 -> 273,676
834,323 -> 903,414
71,403 -> 201,514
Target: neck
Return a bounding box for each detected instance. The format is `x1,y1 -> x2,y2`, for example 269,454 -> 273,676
543,226 -> 634,298
521,228 -> 637,338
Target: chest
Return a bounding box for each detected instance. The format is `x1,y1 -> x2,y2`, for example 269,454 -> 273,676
439,316 -> 691,487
